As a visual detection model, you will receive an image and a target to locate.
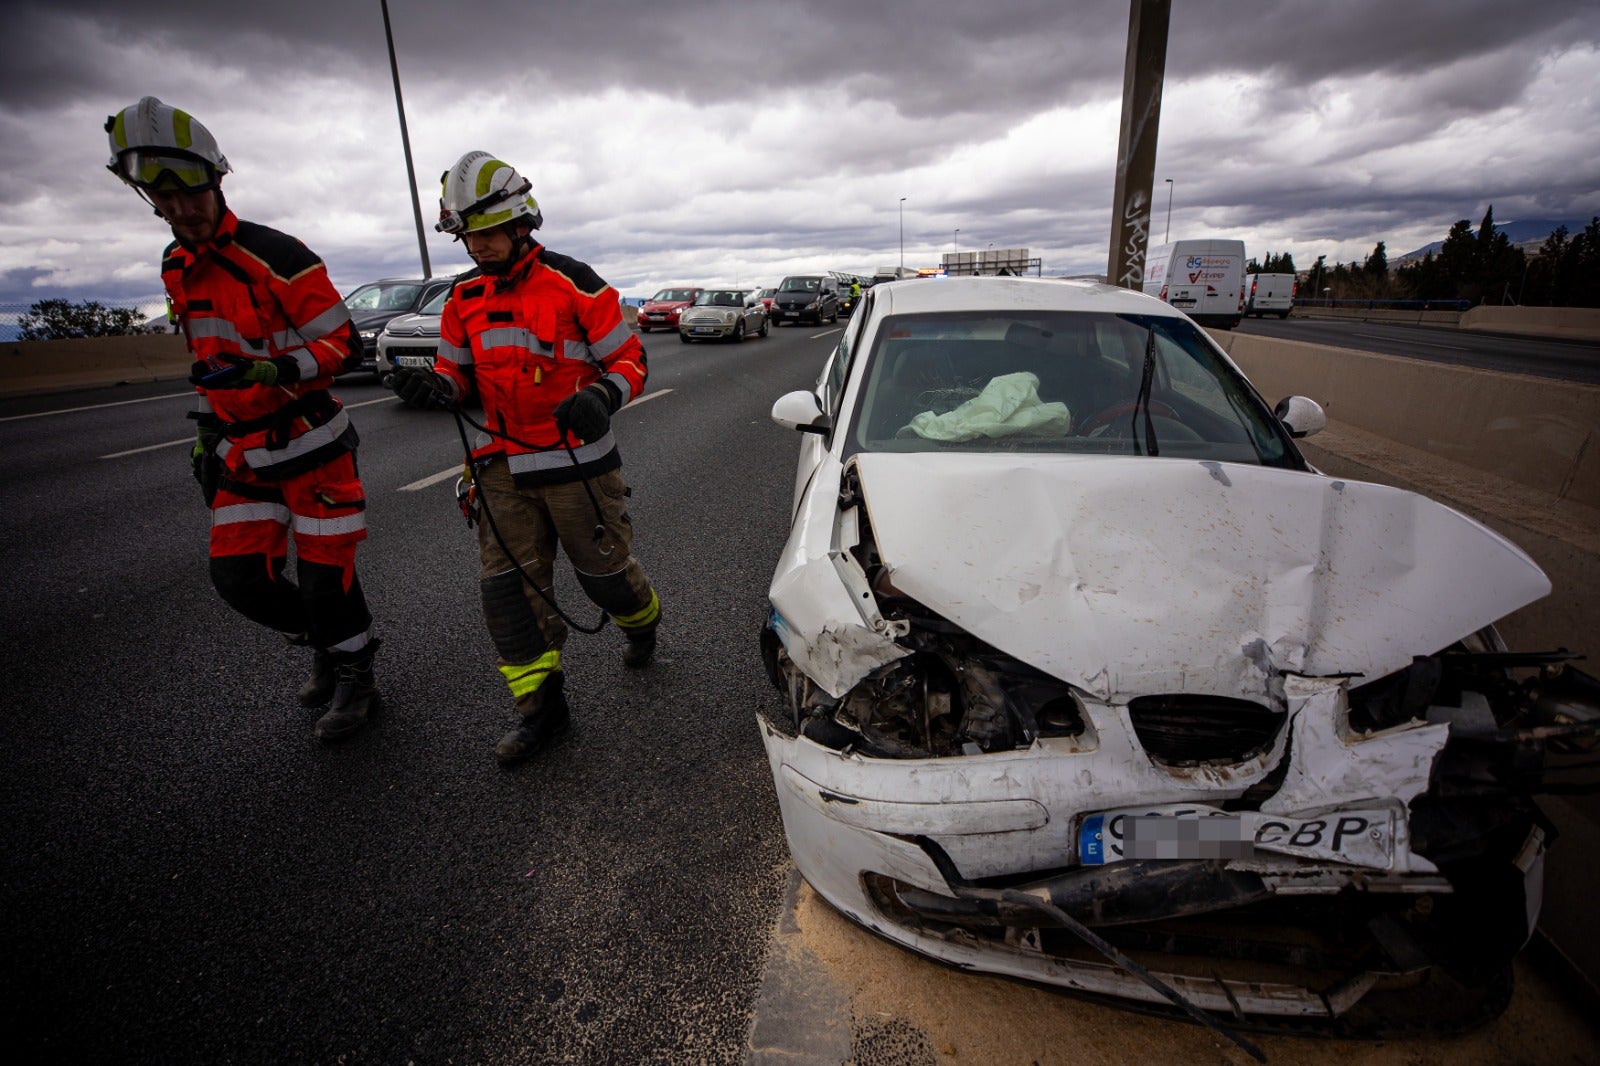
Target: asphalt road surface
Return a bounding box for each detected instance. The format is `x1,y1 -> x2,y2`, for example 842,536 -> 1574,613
1,321 -> 839,1063
1235,315 -> 1600,384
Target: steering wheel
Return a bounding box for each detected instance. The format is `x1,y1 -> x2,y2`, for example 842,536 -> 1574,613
1078,400 -> 1177,435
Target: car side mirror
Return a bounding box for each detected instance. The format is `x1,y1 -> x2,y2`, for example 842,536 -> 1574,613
772,390 -> 831,435
1273,395 -> 1326,439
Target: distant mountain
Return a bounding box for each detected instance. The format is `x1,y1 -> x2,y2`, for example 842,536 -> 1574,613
1397,217 -> 1593,262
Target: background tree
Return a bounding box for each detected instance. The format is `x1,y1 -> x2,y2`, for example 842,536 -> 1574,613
18,299 -> 160,341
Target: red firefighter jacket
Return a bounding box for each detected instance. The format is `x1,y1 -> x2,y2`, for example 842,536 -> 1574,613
163,209 -> 361,479
434,244 -> 647,485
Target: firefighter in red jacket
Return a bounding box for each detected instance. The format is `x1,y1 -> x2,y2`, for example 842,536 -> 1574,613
106,97 -> 382,741
392,151 -> 659,766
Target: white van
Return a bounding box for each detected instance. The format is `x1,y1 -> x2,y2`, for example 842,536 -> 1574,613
1142,239 -> 1247,329
1246,272 -> 1296,319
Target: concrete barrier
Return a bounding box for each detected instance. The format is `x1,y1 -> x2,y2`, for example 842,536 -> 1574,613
0,334 -> 193,398
1293,304 -> 1600,341
1460,305 -> 1600,341
1209,330 -> 1600,511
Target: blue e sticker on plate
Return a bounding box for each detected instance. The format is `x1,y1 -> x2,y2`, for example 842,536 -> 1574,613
1079,814 -> 1108,865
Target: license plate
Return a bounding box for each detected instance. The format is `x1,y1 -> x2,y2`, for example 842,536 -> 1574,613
1078,803 -> 1395,869
694,326 -> 717,334
645,314 -> 663,321
396,355 -> 432,368
1170,298 -> 1197,308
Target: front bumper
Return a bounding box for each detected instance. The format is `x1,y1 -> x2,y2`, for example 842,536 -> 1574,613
756,678 -> 1548,1030
638,310 -> 683,330
680,318 -> 739,338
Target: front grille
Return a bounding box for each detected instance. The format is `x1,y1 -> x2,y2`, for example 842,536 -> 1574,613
1126,695 -> 1284,765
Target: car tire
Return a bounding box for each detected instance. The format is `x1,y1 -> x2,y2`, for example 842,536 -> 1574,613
731,320 -> 746,343
829,305 -> 839,324
679,331 -> 691,343
758,316 -> 769,337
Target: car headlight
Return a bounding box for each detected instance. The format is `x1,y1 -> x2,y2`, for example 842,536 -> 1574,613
360,329 -> 379,342
723,311 -> 736,323
806,299 -> 819,310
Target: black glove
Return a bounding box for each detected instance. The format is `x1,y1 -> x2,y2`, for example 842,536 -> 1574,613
191,426 -> 222,506
188,354 -> 298,389
553,384 -> 612,443
393,368 -> 452,409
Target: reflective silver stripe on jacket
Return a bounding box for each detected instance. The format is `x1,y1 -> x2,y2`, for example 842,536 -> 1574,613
560,339 -> 593,363
291,511 -> 367,537
480,327 -> 552,356
439,339 -> 473,365
197,395 -> 213,413
239,409 -> 351,471
605,371 -> 636,405
287,349 -> 320,380
294,303 -> 352,342
212,502 -> 291,527
505,432 -> 616,476
588,320 -> 632,360
188,318 -> 247,346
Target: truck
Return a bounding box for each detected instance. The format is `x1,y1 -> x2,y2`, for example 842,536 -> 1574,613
1142,239 -> 1247,329
873,266 -> 918,283
1246,272 -> 1296,318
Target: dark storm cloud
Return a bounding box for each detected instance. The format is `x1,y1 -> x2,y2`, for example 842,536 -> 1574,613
16,0 -> 1596,116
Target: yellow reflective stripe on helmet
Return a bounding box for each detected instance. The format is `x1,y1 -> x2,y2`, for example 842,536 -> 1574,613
111,110 -> 129,150
468,205 -> 515,229
612,589 -> 660,630
172,109 -> 193,150
499,650 -> 561,698
474,159 -> 509,197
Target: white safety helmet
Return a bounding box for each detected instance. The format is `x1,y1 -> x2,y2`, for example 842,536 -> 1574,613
436,151 -> 542,236
105,96 -> 230,192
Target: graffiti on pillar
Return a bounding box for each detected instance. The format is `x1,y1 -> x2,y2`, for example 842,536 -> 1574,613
1118,189 -> 1150,288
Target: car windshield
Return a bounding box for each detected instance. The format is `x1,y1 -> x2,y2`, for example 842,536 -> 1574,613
778,277 -> 821,293
848,310 -> 1293,466
345,283 -> 422,312
694,290 -> 746,307
420,287 -> 451,315
758,289 -> 775,298
651,289 -> 697,302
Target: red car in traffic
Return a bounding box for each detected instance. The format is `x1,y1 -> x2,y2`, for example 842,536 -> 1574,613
637,287 -> 702,333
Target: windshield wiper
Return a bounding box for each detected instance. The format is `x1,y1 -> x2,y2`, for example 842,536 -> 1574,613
1132,326 -> 1160,457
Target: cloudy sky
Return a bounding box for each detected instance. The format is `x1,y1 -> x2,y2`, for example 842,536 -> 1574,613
2,0 -> 1596,312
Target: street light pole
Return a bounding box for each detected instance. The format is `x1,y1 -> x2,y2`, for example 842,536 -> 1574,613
899,197 -> 906,270
954,228 -> 960,254
380,0 -> 431,278
1163,178 -> 1173,243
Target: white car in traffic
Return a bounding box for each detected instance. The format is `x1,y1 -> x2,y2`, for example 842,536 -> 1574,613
759,275 -> 1596,1036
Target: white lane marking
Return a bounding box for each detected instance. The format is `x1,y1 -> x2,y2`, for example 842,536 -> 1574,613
399,388 -> 675,492
1351,331 -> 1469,351
809,329 -> 843,339
99,394 -> 397,459
102,437 -> 191,459
1,390 -> 193,423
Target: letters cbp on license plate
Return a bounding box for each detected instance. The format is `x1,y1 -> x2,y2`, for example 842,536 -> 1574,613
1078,804 -> 1395,869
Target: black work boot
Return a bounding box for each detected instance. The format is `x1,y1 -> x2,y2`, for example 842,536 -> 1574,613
621,630 -> 657,668
297,648 -> 336,708
314,640 -> 382,742
496,673 -> 570,766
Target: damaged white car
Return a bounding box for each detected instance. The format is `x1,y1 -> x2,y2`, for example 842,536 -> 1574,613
759,276 -> 1599,1041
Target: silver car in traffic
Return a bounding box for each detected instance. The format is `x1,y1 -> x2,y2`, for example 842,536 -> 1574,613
678,288 -> 769,343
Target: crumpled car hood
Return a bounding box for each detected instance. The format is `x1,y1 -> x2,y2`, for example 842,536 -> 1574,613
849,453 -> 1549,701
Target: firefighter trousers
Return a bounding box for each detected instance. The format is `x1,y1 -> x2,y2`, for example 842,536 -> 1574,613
475,458 -> 658,709
206,451 -> 375,655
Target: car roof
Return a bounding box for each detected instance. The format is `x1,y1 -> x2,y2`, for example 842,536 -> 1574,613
870,275 -> 1184,318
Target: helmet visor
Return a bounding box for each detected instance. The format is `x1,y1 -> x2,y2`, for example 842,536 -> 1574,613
114,149 -> 218,192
